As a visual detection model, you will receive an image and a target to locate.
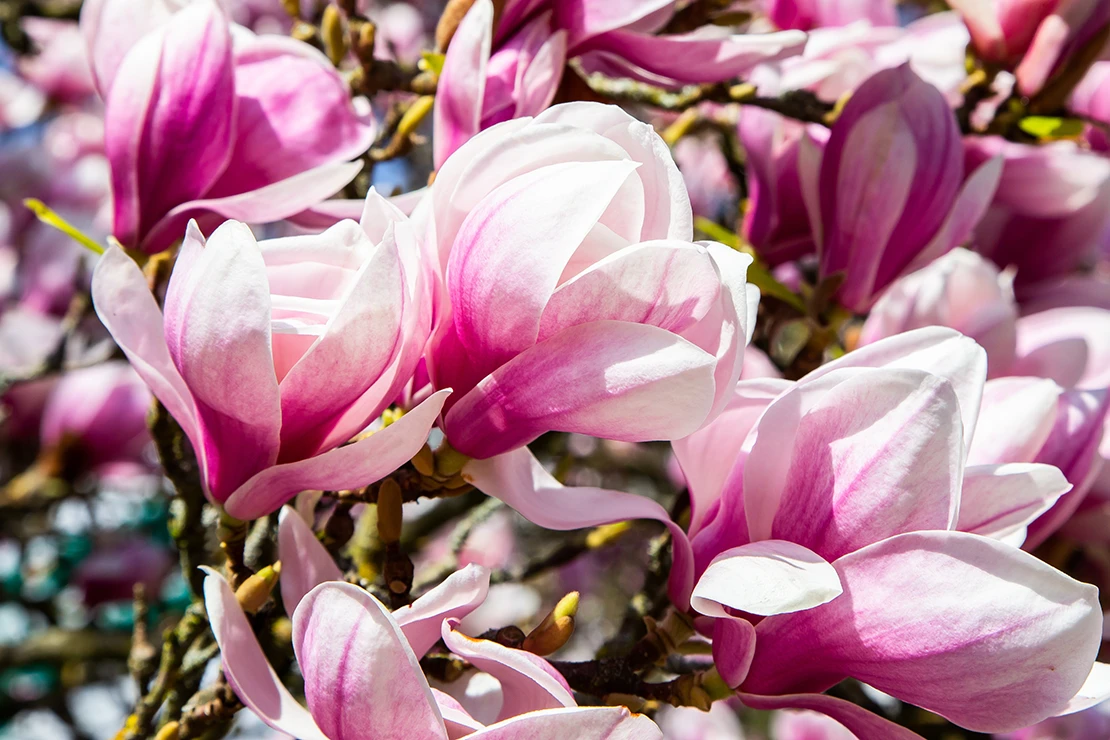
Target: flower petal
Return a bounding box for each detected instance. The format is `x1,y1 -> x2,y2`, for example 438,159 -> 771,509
745,368 -> 963,557
691,540 -> 842,618
223,389 -> 449,519
447,159 -> 638,373
104,1 -> 235,250
957,463 -> 1071,541
294,582 -> 447,740
444,321 -> 716,458
738,692 -> 923,740
1054,662 -> 1110,716
277,507 -> 342,615
968,377 -> 1061,466
745,531 -> 1102,733
711,617 -> 757,688
203,570 -> 328,740
140,161 -> 362,254
469,706 -> 662,740
163,220 -> 281,501
462,447 -> 695,610
811,327 -> 986,445
434,0 -> 491,168
441,619 -> 575,720
90,243 -> 201,465
396,564 -> 492,658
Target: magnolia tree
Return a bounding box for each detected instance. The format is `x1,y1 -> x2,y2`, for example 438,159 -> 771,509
2,0 -> 1110,738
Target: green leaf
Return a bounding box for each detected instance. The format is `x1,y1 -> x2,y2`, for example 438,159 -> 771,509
748,262 -> 807,314
1018,116 -> 1086,140
23,199 -> 105,255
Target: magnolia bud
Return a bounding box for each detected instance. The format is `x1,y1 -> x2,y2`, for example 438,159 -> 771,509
523,592 -> 579,656
235,562 -> 282,614
377,478 -> 404,545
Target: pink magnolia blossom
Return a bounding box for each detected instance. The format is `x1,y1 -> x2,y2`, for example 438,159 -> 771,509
496,0 -> 806,88
860,248 -> 1018,377
964,136 -> 1110,291
80,0 -> 375,253
764,0 -> 896,31
803,65 -> 1002,312
670,329 -> 1104,734
90,191 -> 440,519
434,0 -> 806,162
204,510 -> 662,740
39,361 -> 153,478
673,136 -> 739,223
426,103 -> 758,459
947,0 -> 1110,95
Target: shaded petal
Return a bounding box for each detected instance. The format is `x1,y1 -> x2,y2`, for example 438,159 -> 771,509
1054,662 -> 1110,716
738,692 -> 923,740
745,531 -> 1102,733
470,707 -> 662,740
462,447 -> 695,610
203,570 -> 328,740
163,220 -> 281,501
444,321 -> 717,458
691,540 -> 842,618
554,0 -> 674,49
223,390 -> 448,519
276,221 -> 405,458
209,33 -> 374,196
711,617 -> 757,689
1012,307 -> 1110,390
905,155 -> 1002,271
673,378 -> 791,537
90,244 -> 201,466
957,463 -> 1071,541
447,159 -> 638,371
139,161 -> 362,254
294,582 -> 447,740
968,376 -> 1061,466
277,507 -> 341,615
441,619 -> 575,720
434,0 -> 491,168
747,369 -> 963,557
432,689 -> 486,739
538,241 -> 726,343
396,564 -> 491,658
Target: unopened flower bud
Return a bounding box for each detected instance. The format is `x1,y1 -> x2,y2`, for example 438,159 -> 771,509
411,444 -> 435,477
523,591 -> 579,655
376,478 -> 404,545
235,562 -> 281,614
321,5 -> 348,67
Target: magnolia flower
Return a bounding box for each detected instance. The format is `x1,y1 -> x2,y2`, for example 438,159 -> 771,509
39,362 -> 153,478
860,248 -> 1018,377
670,329 -> 1105,734
90,192 -> 441,519
802,65 -> 1002,312
947,0 -> 1110,95
80,0 -> 374,253
426,103 -> 757,459
434,0 -> 806,162
1072,60 -> 1110,124
205,511 -> 661,739
964,137 -> 1110,290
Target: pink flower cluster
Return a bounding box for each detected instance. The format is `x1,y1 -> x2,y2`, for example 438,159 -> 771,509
4,0 -> 1110,737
